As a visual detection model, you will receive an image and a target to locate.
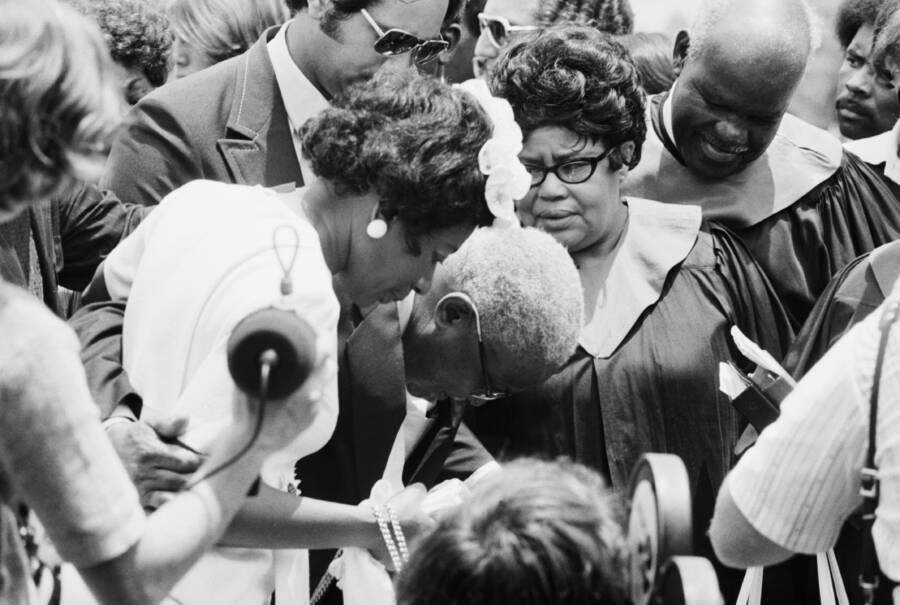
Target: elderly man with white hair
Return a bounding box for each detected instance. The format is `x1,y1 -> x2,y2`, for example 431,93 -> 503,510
623,0 -> 900,329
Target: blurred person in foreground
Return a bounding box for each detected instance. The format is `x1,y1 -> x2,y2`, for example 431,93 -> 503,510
623,0 -> 900,329
472,0 -> 633,79
166,0 -> 289,80
834,0 -> 899,141
0,1 -> 323,603
470,27 -> 793,597
395,458 -> 630,605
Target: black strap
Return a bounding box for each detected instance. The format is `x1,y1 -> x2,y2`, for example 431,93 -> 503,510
859,299 -> 900,604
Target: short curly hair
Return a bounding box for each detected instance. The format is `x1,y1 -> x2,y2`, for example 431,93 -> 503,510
441,226 -> 582,381
836,0 -> 886,48
0,0 -> 122,216
67,0 -> 172,88
395,458 -> 629,605
300,69 -> 492,241
536,0 -> 634,35
489,25 -> 646,169
167,0 -> 289,65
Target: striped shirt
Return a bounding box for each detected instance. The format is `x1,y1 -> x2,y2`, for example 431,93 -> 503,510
729,283 -> 900,586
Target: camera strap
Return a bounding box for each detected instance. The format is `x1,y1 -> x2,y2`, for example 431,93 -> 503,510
859,299 -> 900,604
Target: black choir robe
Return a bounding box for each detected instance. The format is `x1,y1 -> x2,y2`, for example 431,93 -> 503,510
466,200 -> 793,596
623,91 -> 900,328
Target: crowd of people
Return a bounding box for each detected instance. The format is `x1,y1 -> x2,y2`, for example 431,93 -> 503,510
1,0 -> 900,604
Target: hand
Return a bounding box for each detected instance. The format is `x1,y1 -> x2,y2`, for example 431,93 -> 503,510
106,417 -> 203,509
368,483 -> 433,570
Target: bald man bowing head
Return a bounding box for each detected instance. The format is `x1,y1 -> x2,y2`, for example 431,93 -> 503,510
624,0 -> 900,328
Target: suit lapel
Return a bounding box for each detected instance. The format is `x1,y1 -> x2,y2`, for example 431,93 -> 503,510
345,303 -> 407,496
216,27 -> 302,189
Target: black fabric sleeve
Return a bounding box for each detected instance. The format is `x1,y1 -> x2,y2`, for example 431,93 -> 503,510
67,300 -> 142,419
56,183 -> 149,292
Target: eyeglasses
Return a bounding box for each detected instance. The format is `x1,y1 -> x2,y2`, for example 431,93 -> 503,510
523,147 -> 615,187
477,13 -> 541,49
449,292 -> 508,402
360,8 -> 449,65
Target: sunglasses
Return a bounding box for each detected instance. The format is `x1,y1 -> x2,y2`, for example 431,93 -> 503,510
360,8 -> 449,65
477,13 -> 541,49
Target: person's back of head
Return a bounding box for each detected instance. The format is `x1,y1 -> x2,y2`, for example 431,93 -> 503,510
0,0 -> 121,218
616,32 -> 676,95
65,0 -> 171,103
668,0 -> 819,179
166,0 -> 289,79
394,458 -> 629,605
536,0 -> 633,34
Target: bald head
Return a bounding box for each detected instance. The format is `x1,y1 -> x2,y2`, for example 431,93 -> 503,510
668,0 -> 817,180
688,0 -> 816,70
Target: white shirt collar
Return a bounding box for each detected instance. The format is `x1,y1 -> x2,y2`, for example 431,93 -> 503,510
267,22 -> 330,186
662,80 -> 678,145
579,198 -> 702,358
844,119 -> 900,187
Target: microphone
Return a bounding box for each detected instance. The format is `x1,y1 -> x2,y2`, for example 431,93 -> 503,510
226,307 -> 317,400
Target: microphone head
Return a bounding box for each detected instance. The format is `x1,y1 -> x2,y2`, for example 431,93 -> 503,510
227,307 -> 317,400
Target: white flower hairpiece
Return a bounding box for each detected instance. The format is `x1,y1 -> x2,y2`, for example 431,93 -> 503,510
455,78 -> 531,228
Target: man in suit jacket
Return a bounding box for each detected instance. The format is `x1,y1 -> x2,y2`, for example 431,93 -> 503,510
100,0 -> 458,206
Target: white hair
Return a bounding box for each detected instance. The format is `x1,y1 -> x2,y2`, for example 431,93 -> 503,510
687,0 -> 822,63
441,226 -> 583,380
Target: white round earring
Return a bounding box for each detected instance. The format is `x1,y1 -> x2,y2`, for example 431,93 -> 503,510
366,218 -> 388,239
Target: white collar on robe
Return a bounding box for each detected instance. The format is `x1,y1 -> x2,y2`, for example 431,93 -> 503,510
623,85 -> 844,228
267,22 -> 330,186
844,119 -> 900,187
579,197 -> 701,359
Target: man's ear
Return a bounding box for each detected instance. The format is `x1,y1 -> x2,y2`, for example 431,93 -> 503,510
441,23 -> 463,57
434,292 -> 476,331
306,0 -> 329,20
673,30 -> 690,77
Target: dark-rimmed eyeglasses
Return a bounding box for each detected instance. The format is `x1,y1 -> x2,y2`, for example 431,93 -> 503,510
477,13 -> 540,49
523,147 -> 615,188
360,8 -> 449,65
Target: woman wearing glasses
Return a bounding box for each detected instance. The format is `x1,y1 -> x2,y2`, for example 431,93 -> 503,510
468,25 -> 794,564
472,0 -> 633,79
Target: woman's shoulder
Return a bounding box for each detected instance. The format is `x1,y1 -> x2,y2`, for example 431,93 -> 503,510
678,220 -> 753,272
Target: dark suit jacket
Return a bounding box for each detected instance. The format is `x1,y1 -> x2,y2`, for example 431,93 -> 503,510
101,26 -> 301,206
0,184 -> 146,319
